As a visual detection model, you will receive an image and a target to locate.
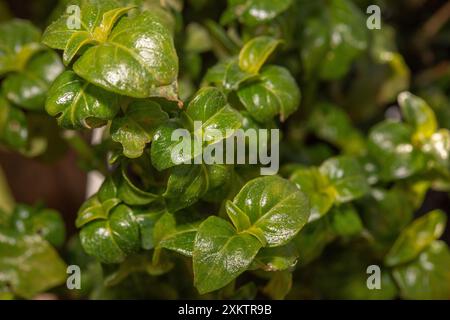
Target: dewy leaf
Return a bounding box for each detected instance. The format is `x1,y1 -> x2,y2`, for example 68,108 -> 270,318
368,121 -> 426,180
290,167 -> 334,221
239,36 -> 282,75
111,100 -> 169,158
193,216 -> 262,294
385,210 -> 447,267
0,19 -> 41,76
398,92 -> 437,141
73,11 -> 179,99
237,65 -> 300,123
393,240 -> 450,300
221,0 -> 293,27
46,71 -> 120,129
2,50 -> 64,110
0,95 -> 28,151
0,229 -> 67,299
79,204 -> 140,264
319,156 -> 370,203
227,176 -> 310,247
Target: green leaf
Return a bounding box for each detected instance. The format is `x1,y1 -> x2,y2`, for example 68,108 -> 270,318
0,229 -> 67,299
238,36 -> 282,74
328,204 -> 363,237
309,102 -> 366,155
73,11 -> 179,99
227,175 -> 310,246
10,204 -> 66,247
237,65 -> 300,122
422,129 -> 450,171
385,210 -> 447,267
193,216 -> 262,294
221,0 -> 293,26
319,156 -> 370,203
293,217 -> 335,266
393,240 -> 450,300
151,87 -> 242,171
262,271 -> 292,300
79,204 -> 140,264
300,0 -> 368,80
368,121 -> 426,180
0,19 -> 41,76
117,164 -> 160,205
46,71 -> 120,129
2,50 -> 64,110
134,209 -> 165,250
0,95 -> 28,151
111,101 -> 169,158
398,92 -> 437,141
290,167 -> 334,221
252,244 -> 298,272
153,212 -> 198,257
360,188 -> 414,245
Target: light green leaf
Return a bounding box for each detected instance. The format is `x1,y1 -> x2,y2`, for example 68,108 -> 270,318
239,36 -> 282,74
290,167 -> 334,221
319,156 -> 370,203
368,121 -> 426,180
385,210 -> 447,267
0,229 -> 67,299
398,92 -> 437,141
393,240 -> 450,300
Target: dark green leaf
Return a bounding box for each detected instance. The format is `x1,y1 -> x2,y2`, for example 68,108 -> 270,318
46,71 -> 120,129
193,216 -> 262,294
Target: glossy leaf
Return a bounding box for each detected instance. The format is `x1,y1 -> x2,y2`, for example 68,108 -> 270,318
398,92 -> 437,141
73,11 -> 179,99
46,71 -> 120,129
368,121 -> 426,180
319,156 -> 370,203
226,176 -> 310,246
238,36 -> 282,74
237,65 -> 300,122
393,240 -> 450,300
252,244 -> 298,272
290,167 -> 334,221
111,101 -> 169,158
385,210 -> 447,267
221,0 -> 293,26
193,216 -> 262,294
2,50 -> 64,110
0,95 -> 28,151
0,19 -> 41,76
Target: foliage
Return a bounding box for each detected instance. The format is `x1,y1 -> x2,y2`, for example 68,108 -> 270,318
0,0 -> 449,300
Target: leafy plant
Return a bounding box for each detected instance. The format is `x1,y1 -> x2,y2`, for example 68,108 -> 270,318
0,0 -> 449,300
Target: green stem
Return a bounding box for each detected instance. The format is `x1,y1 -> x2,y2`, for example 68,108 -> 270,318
0,165 -> 15,213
